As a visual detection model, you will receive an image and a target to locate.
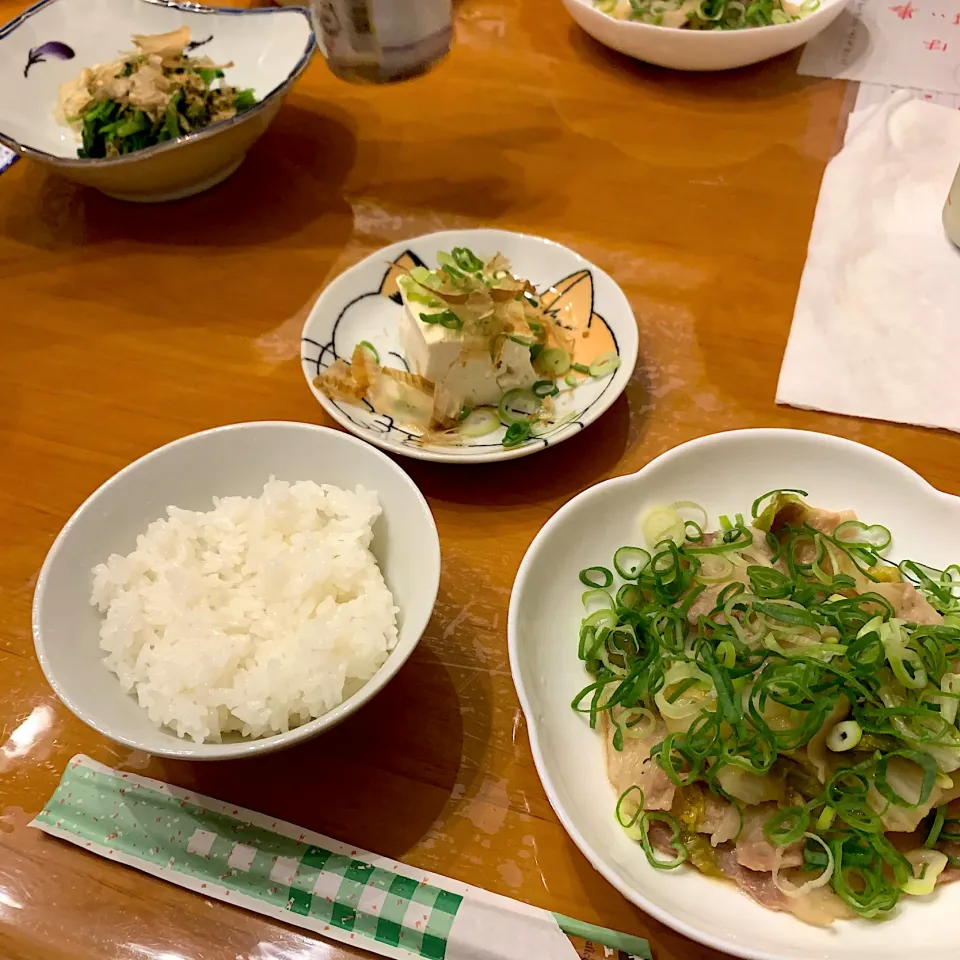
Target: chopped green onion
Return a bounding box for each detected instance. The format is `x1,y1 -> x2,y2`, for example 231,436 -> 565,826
441,262 -> 466,281
874,751 -> 938,809
613,546 -> 651,579
638,813 -> 688,870
538,348 -> 571,377
623,707 -> 657,739
617,583 -> 642,609
502,422 -> 532,448
420,309 -> 462,330
834,521 -> 892,551
902,849 -> 949,895
642,506 -> 685,547
436,251 -> 464,275
615,785 -> 644,829
588,352 -> 620,377
458,407 -> 500,438
715,640 -> 736,668
498,388 -> 539,426
406,288 -> 443,307
826,721 -> 862,752
583,607 -> 617,631
357,340 -> 379,363
532,380 -> 560,399
925,806 -> 946,848
764,806 -> 810,846
580,566 -> 614,589
451,247 -> 484,273
940,673 -> 960,725
582,588 -> 614,613
750,489 -> 809,520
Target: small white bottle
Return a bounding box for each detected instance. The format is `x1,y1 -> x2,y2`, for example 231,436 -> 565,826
311,0 -> 452,84
944,163 -> 960,248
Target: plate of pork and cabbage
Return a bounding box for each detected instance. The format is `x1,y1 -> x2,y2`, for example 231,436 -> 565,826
510,429 -> 960,960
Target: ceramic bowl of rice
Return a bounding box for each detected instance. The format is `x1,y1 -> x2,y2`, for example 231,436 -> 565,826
32,421 -> 440,760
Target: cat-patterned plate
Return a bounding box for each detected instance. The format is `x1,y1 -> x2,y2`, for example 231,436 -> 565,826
300,229 -> 638,463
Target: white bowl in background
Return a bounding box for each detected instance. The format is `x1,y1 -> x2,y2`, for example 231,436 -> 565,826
509,428 -> 960,960
561,0 -> 848,71
33,422 -> 441,761
0,0 -> 314,201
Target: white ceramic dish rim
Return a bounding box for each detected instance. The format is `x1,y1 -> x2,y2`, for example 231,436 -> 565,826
31,421 -> 442,761
0,0 -> 316,167
507,427 -> 960,960
566,0 -> 847,38
300,228 -> 639,465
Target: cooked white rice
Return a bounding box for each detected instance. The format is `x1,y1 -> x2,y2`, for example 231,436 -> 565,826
90,479 -> 399,743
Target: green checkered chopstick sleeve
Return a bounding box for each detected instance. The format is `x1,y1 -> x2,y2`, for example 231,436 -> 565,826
32,756 -> 461,960
31,755 -> 649,960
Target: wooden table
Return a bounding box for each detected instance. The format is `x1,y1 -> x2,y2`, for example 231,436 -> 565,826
3,1 -> 959,958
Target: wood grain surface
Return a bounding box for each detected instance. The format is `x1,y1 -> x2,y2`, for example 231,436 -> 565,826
2,1 -> 957,958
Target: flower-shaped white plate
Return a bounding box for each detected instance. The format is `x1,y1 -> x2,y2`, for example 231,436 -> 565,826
509,428 -> 960,960
300,229 -> 638,463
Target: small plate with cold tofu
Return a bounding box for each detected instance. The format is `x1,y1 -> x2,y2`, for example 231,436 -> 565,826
300,229 -> 638,463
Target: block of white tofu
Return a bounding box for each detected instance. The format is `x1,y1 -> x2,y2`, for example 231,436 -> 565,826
398,284 -> 538,408
497,338 -> 539,393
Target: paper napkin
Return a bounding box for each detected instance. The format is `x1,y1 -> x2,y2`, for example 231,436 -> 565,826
798,0 -> 960,97
776,91 -> 960,432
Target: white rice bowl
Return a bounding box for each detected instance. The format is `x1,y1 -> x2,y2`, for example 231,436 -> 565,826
90,479 -> 399,743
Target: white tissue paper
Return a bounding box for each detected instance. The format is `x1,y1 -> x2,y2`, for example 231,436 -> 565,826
777,92 -> 960,432
798,0 -> 960,97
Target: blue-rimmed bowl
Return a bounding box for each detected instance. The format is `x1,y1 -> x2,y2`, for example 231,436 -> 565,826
0,0 -> 314,201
